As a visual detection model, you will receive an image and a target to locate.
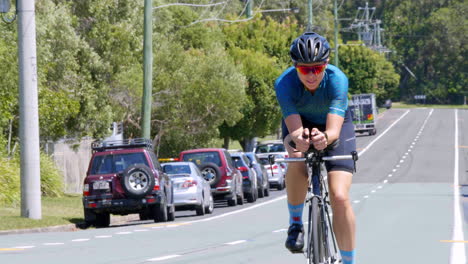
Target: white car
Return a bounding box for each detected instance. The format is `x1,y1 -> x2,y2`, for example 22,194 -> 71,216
256,153 -> 286,191
162,162 -> 214,216
254,140 -> 288,157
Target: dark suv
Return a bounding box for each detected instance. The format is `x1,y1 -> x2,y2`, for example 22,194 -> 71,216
179,148 -> 244,206
82,138 -> 175,227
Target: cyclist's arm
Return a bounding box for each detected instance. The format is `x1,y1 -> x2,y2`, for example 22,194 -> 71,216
284,114 -> 310,152
325,113 -> 344,143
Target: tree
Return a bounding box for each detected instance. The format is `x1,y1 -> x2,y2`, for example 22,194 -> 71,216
339,44 -> 399,102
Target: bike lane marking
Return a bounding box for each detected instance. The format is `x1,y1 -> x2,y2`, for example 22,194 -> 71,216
450,109 -> 466,264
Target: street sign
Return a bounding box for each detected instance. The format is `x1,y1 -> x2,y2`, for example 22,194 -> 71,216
414,95 -> 426,100
0,0 -> 10,13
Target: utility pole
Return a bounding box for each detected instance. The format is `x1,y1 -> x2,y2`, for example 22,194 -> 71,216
307,0 -> 312,31
141,0 -> 152,139
333,0 -> 339,67
17,0 -> 41,219
246,0 -> 253,18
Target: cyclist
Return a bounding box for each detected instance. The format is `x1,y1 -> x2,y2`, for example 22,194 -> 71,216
275,32 -> 357,264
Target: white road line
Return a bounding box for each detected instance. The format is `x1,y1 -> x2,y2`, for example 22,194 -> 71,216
185,195 -> 287,225
134,229 -> 150,232
388,174 -> 392,177
273,229 -> 287,233
14,246 -> 35,249
147,255 -> 181,262
116,232 -> 132,235
43,243 -> 64,246
363,195 -> 369,199
450,109 -> 466,264
358,110 -> 410,157
71,239 -> 90,242
95,235 -> 112,238
383,180 -> 388,184
225,240 -> 247,245
353,200 -> 360,204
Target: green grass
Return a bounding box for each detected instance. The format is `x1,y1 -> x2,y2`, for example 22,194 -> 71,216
0,194 -> 83,231
392,102 -> 468,109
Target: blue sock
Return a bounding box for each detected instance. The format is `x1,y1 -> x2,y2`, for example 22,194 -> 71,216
288,202 -> 304,225
340,250 -> 356,264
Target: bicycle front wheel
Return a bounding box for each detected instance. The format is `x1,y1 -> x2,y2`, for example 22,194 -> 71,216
308,197 -> 324,264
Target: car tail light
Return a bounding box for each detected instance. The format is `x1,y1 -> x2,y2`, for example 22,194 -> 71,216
154,178 -> 160,191
243,176 -> 249,180
238,166 -> 249,172
285,154 -> 289,158
88,202 -> 97,208
181,179 -> 197,188
280,164 -> 286,169
272,165 -> 278,169
83,184 -> 90,196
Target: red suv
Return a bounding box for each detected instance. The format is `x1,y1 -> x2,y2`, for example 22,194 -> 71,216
82,139 -> 175,227
179,148 -> 244,206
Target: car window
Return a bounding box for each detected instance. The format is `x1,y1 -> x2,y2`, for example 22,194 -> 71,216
258,157 -> 270,165
163,164 -> 191,174
242,155 -> 251,166
231,156 -> 244,167
224,151 -> 235,169
182,151 -> 222,167
91,152 -> 149,174
255,143 -> 285,153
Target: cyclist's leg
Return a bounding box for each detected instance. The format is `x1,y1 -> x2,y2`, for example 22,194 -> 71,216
325,109 -> 356,263
282,120 -> 307,252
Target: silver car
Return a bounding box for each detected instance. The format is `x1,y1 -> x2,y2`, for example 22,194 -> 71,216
162,162 -> 214,216
257,153 -> 286,191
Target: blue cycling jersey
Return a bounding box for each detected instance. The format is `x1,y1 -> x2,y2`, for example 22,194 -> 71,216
274,64 -> 349,124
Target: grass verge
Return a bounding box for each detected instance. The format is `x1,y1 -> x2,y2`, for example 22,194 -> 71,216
0,194 -> 83,231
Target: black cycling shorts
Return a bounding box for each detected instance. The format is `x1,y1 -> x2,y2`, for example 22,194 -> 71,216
281,110 -> 356,173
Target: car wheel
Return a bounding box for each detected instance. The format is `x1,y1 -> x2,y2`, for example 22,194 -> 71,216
264,186 -> 270,197
95,212 -> 110,228
196,196 -> 206,216
139,211 -> 149,221
199,162 -> 222,187
120,164 -> 155,199
277,180 -> 284,191
167,204 -> 175,221
237,190 -> 245,205
227,196 -> 237,206
258,185 -> 265,198
84,208 -> 96,227
205,193 -> 214,214
153,195 -> 168,223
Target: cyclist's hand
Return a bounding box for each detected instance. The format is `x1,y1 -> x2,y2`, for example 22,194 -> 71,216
310,128 -> 327,151
290,128 -> 310,152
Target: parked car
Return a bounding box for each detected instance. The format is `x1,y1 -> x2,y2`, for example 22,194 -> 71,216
257,153 -> 286,191
161,162 -> 214,216
82,138 -> 175,228
254,140 -> 288,157
230,152 -> 258,203
179,148 -> 244,206
244,152 -> 269,198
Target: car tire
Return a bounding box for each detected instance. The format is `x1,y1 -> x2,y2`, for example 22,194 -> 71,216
258,185 -> 265,198
95,212 -> 110,228
139,211 -> 149,221
205,193 -> 214,214
199,162 -> 222,187
277,180 -> 284,191
153,195 -> 168,223
264,186 -> 270,197
84,208 -> 96,227
120,164 -> 155,199
237,190 -> 245,205
227,196 -> 237,206
196,196 -> 206,216
167,204 -> 175,221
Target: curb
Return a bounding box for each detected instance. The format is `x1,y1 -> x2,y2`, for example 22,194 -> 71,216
0,214 -> 140,236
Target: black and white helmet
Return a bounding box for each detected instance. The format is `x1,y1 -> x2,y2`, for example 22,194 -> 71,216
290,32 -> 330,64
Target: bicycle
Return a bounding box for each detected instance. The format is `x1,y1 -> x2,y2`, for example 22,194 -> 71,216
269,140 -> 358,264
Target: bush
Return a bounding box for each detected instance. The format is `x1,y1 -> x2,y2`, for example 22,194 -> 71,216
40,152 -> 64,197
0,156 -> 20,207
0,151 -> 63,207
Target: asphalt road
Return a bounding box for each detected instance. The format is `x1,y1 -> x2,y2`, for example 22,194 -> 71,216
1,108 -> 467,264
